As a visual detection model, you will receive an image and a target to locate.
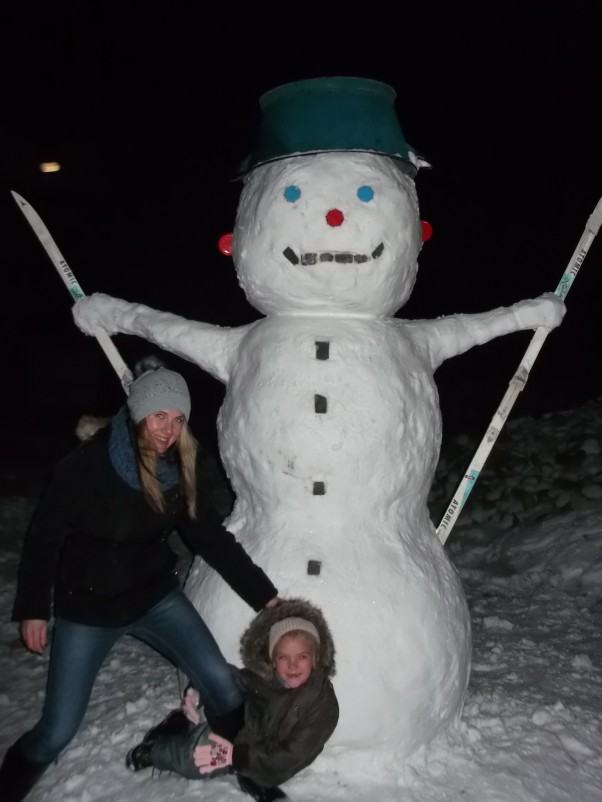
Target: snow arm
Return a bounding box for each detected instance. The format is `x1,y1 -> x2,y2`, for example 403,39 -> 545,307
72,292 -> 246,383
412,292 -> 565,370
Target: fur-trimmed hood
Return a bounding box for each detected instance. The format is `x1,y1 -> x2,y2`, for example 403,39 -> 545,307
75,414 -> 110,442
239,597 -> 336,681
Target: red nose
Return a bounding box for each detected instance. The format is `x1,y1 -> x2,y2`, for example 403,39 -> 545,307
326,209 -> 344,227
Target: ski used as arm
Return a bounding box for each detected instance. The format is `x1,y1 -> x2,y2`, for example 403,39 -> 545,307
437,195 -> 602,545
11,191 -> 133,393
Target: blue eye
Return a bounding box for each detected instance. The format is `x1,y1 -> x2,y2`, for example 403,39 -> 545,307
357,185 -> 374,202
284,185 -> 301,203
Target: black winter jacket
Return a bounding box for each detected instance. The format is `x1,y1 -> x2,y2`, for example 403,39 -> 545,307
232,598 -> 339,787
12,426 -> 277,626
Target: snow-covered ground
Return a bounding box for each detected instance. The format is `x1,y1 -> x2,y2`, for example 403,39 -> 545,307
1,397 -> 602,802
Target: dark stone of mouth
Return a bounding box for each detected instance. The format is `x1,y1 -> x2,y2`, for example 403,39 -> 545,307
283,247 -> 299,265
283,244 -> 384,266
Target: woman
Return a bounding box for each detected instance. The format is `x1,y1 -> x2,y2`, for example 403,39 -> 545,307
0,362 -> 279,802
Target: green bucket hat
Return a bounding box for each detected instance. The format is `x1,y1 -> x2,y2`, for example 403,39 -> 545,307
239,76 -> 423,176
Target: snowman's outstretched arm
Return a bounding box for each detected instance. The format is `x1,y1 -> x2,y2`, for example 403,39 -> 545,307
73,292 -> 245,383
413,292 -> 565,369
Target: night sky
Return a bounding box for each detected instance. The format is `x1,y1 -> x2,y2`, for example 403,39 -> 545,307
2,3 -> 601,467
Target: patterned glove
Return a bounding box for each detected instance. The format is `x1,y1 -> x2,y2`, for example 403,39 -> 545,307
193,733 -> 233,774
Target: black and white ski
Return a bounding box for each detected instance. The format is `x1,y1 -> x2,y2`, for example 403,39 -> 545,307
11,190 -> 133,393
437,195 -> 602,544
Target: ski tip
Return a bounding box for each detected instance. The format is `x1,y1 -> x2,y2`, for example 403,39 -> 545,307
10,190 -> 28,207
589,195 -> 602,234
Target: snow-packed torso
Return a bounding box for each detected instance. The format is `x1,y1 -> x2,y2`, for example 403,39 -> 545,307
218,315 -> 441,539
192,313 -> 469,753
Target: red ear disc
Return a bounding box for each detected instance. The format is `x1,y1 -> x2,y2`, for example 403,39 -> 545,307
218,233 -> 233,255
421,220 -> 433,242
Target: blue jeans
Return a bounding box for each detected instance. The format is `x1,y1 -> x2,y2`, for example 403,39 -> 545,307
18,589 -> 244,763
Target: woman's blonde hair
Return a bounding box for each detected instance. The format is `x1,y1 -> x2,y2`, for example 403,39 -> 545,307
135,420 -> 198,519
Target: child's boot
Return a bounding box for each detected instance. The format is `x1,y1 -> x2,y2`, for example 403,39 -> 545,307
125,741 -> 154,772
206,703 -> 245,741
142,709 -> 191,744
237,773 -> 288,801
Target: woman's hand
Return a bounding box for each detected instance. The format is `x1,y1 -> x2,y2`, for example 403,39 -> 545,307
194,733 -> 233,774
265,597 -> 283,608
21,620 -> 48,654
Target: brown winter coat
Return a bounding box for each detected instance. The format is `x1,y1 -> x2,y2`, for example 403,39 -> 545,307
231,597 -> 339,787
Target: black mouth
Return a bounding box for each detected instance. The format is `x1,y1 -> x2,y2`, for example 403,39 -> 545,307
283,243 -> 385,266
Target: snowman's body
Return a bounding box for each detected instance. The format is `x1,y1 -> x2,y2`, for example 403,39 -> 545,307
187,312 -> 471,752
74,151 -> 564,755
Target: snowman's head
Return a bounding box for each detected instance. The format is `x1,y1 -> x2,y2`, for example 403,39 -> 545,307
232,151 -> 422,316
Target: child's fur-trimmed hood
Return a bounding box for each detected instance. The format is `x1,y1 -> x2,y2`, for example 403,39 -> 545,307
239,597 -> 336,681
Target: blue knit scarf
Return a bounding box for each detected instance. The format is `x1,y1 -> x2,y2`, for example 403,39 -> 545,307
108,406 -> 180,491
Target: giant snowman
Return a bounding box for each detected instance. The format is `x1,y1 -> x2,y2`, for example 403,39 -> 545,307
73,77 -> 564,756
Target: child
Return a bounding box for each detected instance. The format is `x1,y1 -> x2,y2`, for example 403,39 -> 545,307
126,598 -> 339,802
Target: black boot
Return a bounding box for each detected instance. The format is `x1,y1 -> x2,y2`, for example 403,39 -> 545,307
125,741 -> 154,772
142,709 -> 192,745
125,710 -> 191,773
237,773 -> 288,801
206,703 -> 245,741
0,743 -> 51,802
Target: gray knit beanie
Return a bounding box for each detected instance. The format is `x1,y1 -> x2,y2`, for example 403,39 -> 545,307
127,368 -> 191,423
268,617 -> 320,658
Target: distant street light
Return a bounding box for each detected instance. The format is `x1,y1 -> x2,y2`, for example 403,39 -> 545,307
39,162 -> 61,173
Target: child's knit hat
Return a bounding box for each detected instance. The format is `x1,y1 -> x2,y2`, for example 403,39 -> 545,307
268,617 -> 320,658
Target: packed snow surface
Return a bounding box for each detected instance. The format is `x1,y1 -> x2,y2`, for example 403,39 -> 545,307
2,397 -> 602,800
